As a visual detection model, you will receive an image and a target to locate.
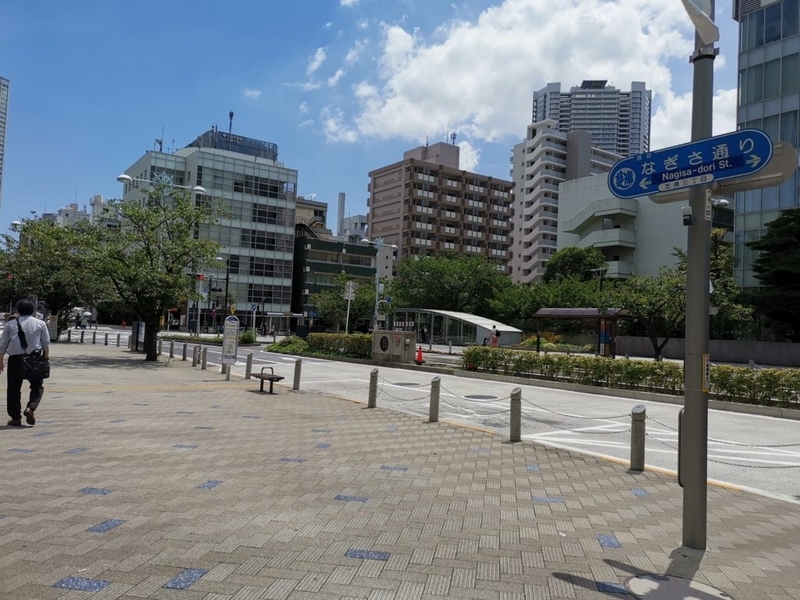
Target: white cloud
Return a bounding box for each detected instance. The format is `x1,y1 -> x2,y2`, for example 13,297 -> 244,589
299,101 -> 309,114
328,69 -> 346,86
321,106 -> 359,142
650,87 -> 737,150
324,0 -> 722,147
340,0 -> 360,6
357,18 -> 370,29
324,21 -> 333,29
243,89 -> 262,99
457,140 -> 481,171
307,47 -> 328,75
344,40 -> 366,65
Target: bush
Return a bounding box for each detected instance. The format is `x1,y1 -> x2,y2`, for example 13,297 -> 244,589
266,335 -> 309,355
307,333 -> 372,359
239,330 -> 256,344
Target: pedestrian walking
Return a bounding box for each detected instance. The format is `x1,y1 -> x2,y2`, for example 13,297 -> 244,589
420,325 -> 428,344
0,298 -> 50,427
490,325 -> 499,348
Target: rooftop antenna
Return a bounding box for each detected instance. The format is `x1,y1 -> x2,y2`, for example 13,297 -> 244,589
451,132 -> 457,145
155,138 -> 163,152
228,111 -> 234,150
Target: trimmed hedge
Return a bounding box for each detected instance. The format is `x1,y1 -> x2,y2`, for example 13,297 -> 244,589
306,333 -> 372,359
462,347 -> 798,408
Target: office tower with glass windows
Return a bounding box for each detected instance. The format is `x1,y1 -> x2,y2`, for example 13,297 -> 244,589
533,80 -> 651,157
0,77 -> 9,206
733,0 -> 800,287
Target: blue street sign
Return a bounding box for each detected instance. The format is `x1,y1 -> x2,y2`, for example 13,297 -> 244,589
608,129 -> 773,199
251,303 -> 258,312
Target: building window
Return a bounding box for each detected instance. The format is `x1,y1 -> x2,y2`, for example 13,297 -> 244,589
765,3 -> 782,44
782,53 -> 799,95
785,0 -> 799,37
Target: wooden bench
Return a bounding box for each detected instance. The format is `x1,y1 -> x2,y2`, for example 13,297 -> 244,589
252,366 -> 284,394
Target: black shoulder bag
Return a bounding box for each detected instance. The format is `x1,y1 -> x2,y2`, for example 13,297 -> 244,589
15,318 -> 50,380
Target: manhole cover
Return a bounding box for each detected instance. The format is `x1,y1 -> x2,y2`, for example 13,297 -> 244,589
392,382 -> 420,387
626,575 -> 733,599
465,394 -> 497,400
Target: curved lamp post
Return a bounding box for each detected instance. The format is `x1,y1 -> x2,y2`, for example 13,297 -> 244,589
116,173 -> 207,196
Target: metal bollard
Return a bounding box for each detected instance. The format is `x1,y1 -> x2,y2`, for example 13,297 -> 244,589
429,376 -> 440,422
68,330 -> 72,343
157,340 -> 162,356
225,363 -> 230,381
80,330 -> 85,343
168,341 -> 174,358
116,333 -> 121,347
127,335 -> 132,350
448,341 -> 452,355
201,347 -> 208,370
245,353 -> 253,379
510,388 -> 521,442
104,333 -> 108,346
182,343 -> 187,361
92,331 -> 97,344
630,405 -> 646,472
192,345 -> 198,367
368,368 -> 378,408
293,358 -> 302,390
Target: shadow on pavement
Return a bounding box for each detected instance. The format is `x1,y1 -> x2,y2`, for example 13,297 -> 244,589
50,354 -> 174,371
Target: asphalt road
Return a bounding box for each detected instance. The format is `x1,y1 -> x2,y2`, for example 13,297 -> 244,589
189,344 -> 800,503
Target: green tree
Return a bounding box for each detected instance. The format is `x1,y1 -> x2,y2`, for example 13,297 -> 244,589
542,246 -> 607,283
613,266 -> 686,359
311,275 -> 374,332
2,219 -> 108,335
90,185 -> 221,360
387,253 -> 511,317
747,209 -> 800,341
674,228 -> 751,338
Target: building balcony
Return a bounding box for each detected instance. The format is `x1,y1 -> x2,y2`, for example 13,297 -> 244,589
466,230 -> 484,239
605,260 -> 633,278
414,221 -> 434,231
562,197 -> 638,234
578,228 -> 636,249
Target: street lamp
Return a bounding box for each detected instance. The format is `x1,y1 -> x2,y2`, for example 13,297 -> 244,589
586,266 -> 609,355
115,173 -> 207,196
680,0 -> 719,551
361,238 -> 397,331
215,256 -> 231,318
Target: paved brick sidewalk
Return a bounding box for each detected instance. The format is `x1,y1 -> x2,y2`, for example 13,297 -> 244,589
1,344 -> 799,600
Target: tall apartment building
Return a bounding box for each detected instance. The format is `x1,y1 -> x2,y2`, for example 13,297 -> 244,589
510,121 -> 620,283
119,128 -> 298,330
368,142 -> 513,272
533,80 -> 651,157
0,77 -> 9,206
733,0 -> 800,288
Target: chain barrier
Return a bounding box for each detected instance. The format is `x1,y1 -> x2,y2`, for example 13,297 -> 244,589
439,396 -> 511,416
648,417 -> 799,448
647,416 -> 678,432
525,412 -> 630,435
645,432 -> 679,451
376,381 -> 431,403
519,397 -> 630,421
707,456 -> 800,469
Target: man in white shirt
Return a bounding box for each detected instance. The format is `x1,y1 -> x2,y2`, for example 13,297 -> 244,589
0,298 -> 50,427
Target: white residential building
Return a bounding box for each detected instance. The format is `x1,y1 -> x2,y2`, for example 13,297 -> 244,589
533,80 -> 652,157
510,121 -> 619,283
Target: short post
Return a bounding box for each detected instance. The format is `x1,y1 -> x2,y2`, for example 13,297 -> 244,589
448,341 -> 452,355
80,330 -> 85,343
157,340 -> 162,356
201,347 -> 208,370
116,333 -> 120,347
293,358 -> 302,390
104,333 -> 108,346
429,376 -> 440,422
368,368 -> 378,408
67,330 -> 72,343
127,335 -> 132,350
169,341 -> 175,358
182,343 -> 187,361
510,387 -> 521,442
630,404 -> 646,472
92,331 -> 97,344
192,345 -> 198,367
245,353 -> 253,380
225,363 -> 231,381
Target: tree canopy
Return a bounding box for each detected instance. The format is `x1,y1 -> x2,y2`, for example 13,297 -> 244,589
387,253 -> 511,316
542,246 -> 607,283
90,185 -> 222,360
311,274 -> 375,332
747,209 -> 800,341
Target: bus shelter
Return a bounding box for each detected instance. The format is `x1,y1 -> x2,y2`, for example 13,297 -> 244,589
391,309 -> 522,347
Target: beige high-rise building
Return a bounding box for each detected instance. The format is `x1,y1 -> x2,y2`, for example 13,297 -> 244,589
0,77 -> 9,206
367,142 -> 514,273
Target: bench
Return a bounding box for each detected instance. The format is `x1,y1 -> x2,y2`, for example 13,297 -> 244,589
252,366 -> 284,394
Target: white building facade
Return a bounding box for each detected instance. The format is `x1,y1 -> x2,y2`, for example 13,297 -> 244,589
510,121 -> 619,283
119,132 -> 298,328
533,80 -> 652,157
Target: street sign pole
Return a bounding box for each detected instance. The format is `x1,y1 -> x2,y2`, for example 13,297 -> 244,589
683,1 -> 716,551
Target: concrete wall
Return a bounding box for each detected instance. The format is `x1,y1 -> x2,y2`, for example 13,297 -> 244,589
615,336 -> 800,367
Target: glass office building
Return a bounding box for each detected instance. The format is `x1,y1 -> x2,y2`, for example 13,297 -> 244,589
734,0 -> 800,287
119,132 -> 298,330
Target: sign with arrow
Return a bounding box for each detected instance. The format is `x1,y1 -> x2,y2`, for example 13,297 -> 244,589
608,129 -> 773,200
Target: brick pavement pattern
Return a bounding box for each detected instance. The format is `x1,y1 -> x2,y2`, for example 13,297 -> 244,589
1,344 -> 799,600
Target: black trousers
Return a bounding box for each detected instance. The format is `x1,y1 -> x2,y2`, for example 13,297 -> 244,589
6,355 -> 44,421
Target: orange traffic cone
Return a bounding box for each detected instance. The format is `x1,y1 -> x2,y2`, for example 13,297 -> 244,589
414,346 -> 425,365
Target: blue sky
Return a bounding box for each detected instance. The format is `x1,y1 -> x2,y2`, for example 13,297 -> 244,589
0,0 -> 740,233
